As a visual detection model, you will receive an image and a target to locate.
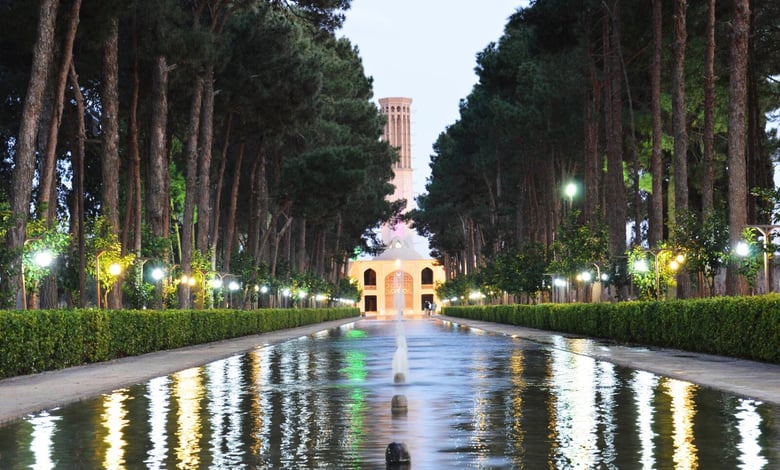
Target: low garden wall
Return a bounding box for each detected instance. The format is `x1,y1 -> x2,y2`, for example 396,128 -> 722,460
443,295 -> 780,364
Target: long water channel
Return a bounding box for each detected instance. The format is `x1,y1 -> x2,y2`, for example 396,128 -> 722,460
0,318 -> 777,468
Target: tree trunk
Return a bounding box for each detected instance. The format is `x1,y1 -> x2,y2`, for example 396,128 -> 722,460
102,15 -> 122,308
196,66 -> 215,254
70,62 -> 87,307
603,2 -> 626,260
297,217 -> 306,273
146,55 -> 171,240
726,0 -> 750,296
671,0 -> 691,298
746,25 -> 771,226
37,0 -> 81,309
650,0 -> 664,247
121,22 -> 143,256
583,24 -> 601,227
223,142 -> 245,274
671,0 -> 689,221
39,0 -> 79,225
210,113 -> 232,269
179,78 -> 204,309
3,0 -> 60,308
702,0 -> 716,213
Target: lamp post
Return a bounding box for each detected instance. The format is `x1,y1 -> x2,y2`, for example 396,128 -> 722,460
96,250 -> 122,309
564,182 -> 577,213
553,277 -> 567,303
20,248 -> 54,310
634,249 -> 685,299
746,225 -> 780,294
565,182 -> 577,205
228,280 -> 240,308
259,284 -> 269,308
150,267 -> 165,309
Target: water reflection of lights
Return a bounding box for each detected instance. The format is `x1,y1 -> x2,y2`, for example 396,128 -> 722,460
101,389 -> 130,470
343,346 -> 367,461
469,350 -> 491,468
342,350 -> 368,381
145,376 -> 170,468
173,368 -> 204,468
29,411 -> 60,470
736,400 -> 768,468
549,337 -> 597,468
665,379 -> 699,469
3,321 -> 779,468
249,348 -> 272,459
548,337 -> 620,468
207,356 -> 245,466
596,361 -> 618,465
508,350 -> 526,450
632,370 -> 659,468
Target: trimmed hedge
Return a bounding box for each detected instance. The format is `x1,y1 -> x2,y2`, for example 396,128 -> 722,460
443,295 -> 780,364
0,307 -> 359,378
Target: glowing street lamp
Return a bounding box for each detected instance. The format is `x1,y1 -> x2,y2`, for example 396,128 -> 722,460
564,182 -> 577,210
745,225 -> 780,293
96,250 -> 123,309
635,249 -> 685,299
736,241 -> 750,257
227,280 -> 240,308
151,267 -> 165,282
34,250 -> 54,269
20,248 -> 55,310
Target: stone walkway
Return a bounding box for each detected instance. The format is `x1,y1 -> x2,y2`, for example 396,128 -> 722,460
1,315 -> 778,425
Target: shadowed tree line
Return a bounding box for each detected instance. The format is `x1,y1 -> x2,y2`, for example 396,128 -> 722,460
411,0 -> 780,301
0,0 -> 402,309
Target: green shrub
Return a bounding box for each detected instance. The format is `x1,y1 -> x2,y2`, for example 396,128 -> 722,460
443,295 -> 780,364
0,307 -> 358,378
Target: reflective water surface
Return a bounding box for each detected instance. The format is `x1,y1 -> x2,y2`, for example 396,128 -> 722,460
0,319 -> 777,469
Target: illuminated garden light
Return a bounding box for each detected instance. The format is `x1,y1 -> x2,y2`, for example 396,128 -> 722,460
151,268 -> 164,281
736,241 -> 749,257
33,250 -> 54,268
634,259 -> 649,273
108,263 -> 122,277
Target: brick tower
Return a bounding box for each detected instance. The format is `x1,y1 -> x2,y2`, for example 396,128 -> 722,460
347,97 -> 444,317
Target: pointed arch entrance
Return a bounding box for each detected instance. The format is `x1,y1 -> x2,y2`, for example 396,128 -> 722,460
384,270 -> 413,314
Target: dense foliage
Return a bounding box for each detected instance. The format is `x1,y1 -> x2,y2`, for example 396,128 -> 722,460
412,0 -> 780,300
0,0 -> 398,309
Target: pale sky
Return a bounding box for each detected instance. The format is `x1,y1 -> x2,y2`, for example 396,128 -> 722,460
339,1 -> 528,203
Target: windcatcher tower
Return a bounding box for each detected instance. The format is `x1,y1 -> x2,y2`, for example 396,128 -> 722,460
347,97 -> 444,317
377,97 -> 420,258
380,97 -> 413,213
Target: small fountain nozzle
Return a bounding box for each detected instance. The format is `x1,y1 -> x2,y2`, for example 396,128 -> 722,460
391,394 -> 408,415
385,441 -> 411,465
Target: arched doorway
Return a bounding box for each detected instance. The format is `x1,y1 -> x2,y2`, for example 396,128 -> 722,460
384,270 -> 413,314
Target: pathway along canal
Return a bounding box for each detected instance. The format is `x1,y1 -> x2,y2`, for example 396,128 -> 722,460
0,318 -> 776,468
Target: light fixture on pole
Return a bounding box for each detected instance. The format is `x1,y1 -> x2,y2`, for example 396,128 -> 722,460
746,225 -> 780,294
20,248 -> 55,310
564,182 -> 577,211
96,250 -> 122,309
